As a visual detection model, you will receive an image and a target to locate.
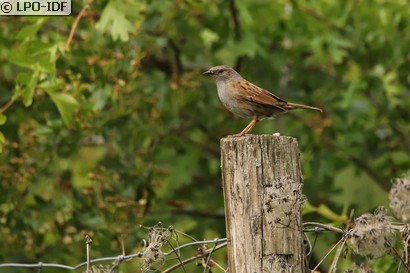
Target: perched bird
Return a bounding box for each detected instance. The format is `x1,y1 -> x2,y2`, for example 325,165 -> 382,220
204,65 -> 323,136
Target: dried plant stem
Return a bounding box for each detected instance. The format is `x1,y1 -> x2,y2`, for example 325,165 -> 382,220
162,243 -> 227,273
85,235 -> 92,273
385,240 -> 410,272
167,241 -> 187,273
328,237 -> 348,273
311,235 -> 346,272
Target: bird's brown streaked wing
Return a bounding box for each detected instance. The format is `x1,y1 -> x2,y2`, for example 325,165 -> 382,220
230,80 -> 288,111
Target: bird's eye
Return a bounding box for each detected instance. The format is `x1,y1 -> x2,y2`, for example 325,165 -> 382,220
217,69 -> 224,74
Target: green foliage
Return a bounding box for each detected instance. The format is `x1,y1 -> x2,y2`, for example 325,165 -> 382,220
0,0 -> 409,272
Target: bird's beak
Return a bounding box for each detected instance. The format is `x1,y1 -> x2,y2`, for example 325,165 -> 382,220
203,69 -> 213,75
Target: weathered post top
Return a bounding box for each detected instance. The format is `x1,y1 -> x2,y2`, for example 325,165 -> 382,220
220,135 -> 306,273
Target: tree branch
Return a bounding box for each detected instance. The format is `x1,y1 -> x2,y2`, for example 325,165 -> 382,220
65,0 -> 93,52
390,120 -> 410,156
228,0 -> 240,40
349,156 -> 389,191
228,0 -> 245,70
168,39 -> 183,77
0,99 -> 15,114
296,3 -> 347,35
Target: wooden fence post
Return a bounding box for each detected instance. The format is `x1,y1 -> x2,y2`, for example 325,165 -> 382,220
220,135 -> 306,273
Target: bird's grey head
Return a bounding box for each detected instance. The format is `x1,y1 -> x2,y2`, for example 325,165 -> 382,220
203,65 -> 242,82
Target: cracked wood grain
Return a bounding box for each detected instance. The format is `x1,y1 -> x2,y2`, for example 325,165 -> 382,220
221,135 -> 306,273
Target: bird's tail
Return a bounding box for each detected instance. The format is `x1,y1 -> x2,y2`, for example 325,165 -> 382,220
287,102 -> 323,112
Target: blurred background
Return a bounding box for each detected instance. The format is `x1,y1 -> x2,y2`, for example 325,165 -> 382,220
0,0 -> 409,272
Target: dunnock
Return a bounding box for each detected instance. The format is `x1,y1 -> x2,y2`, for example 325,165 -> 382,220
204,65 -> 323,136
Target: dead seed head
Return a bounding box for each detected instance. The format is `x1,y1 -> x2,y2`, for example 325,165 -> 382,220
389,175 -> 410,222
348,206 -> 393,259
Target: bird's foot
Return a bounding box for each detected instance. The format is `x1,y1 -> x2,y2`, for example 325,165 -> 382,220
272,132 -> 281,137
226,133 -> 255,138
226,133 -> 244,138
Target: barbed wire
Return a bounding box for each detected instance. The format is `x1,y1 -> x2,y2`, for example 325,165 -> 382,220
0,219 -> 408,273
303,209 -> 410,273
0,240 -> 227,272
0,222 -> 228,273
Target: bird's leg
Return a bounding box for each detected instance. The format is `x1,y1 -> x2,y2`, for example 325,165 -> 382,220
238,119 -> 259,136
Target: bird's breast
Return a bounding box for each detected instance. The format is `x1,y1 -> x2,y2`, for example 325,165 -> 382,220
216,81 -> 253,118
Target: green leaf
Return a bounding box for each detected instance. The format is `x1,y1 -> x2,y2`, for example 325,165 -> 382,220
328,46 -> 345,64
15,72 -> 32,85
341,81 -> 367,109
15,71 -> 39,107
15,18 -> 47,40
200,29 -> 219,47
38,78 -> 65,91
216,34 -> 266,63
23,71 -> 38,107
37,54 -> 55,74
0,114 -> 7,125
8,50 -> 35,70
383,71 -> 400,97
0,131 -> 5,153
48,92 -> 79,125
9,40 -> 56,73
302,201 -> 315,215
96,1 -> 134,42
27,41 -> 55,55
92,85 -> 112,111
316,204 -> 347,222
33,126 -> 54,135
343,61 -> 362,82
10,51 -> 55,74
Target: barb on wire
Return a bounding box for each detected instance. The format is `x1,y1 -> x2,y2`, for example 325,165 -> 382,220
36,262 -> 43,273
303,222 -> 345,234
